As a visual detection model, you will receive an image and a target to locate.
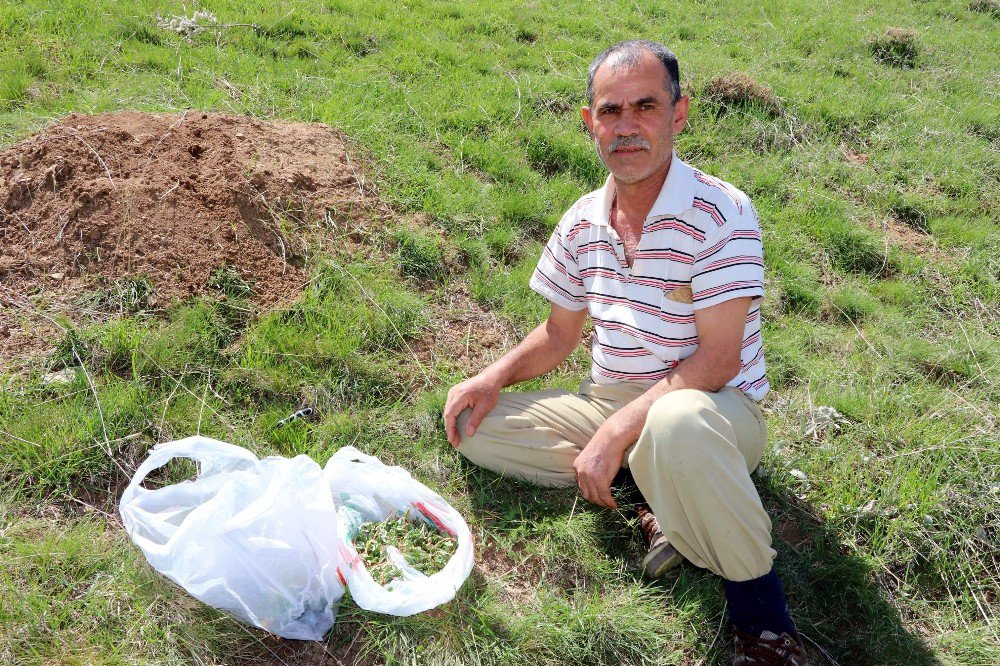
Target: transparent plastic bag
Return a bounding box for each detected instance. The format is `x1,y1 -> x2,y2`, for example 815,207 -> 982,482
119,436 -> 345,640
325,447 -> 474,616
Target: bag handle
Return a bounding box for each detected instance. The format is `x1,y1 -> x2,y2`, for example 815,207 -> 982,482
119,436 -> 259,507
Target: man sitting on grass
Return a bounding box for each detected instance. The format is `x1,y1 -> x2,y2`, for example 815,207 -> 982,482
443,40 -> 807,665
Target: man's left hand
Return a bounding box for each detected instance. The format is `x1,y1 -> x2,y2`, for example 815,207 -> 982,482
573,433 -> 627,509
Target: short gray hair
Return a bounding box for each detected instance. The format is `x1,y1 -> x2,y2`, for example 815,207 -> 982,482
586,40 -> 682,106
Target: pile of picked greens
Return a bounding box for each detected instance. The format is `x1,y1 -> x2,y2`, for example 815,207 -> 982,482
353,510 -> 457,585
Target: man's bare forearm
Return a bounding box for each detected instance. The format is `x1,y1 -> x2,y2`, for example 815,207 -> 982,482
596,346 -> 739,450
593,296 -> 751,452
443,304 -> 586,446
479,315 -> 583,388
570,342 -> 742,508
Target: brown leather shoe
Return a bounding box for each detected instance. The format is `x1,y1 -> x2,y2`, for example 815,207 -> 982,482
636,502 -> 682,579
733,628 -> 808,665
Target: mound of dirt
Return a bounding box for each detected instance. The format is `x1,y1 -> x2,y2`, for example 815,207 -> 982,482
0,111 -> 385,360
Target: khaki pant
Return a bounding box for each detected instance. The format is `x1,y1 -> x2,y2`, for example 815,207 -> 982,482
456,381 -> 775,582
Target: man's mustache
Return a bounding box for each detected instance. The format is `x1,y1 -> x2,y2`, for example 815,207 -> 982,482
608,135 -> 651,152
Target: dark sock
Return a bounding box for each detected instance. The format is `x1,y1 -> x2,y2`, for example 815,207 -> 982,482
723,568 -> 795,636
610,468 -> 646,509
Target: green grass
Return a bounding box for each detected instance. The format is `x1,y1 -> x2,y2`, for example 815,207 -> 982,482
394,226 -> 447,282
1,0 -> 998,664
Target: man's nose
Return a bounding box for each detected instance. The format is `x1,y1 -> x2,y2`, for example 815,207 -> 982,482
616,108 -> 640,134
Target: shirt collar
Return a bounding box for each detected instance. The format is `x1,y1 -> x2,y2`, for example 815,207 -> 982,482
586,151 -> 697,226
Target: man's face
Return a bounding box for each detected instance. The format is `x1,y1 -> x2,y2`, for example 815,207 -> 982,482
582,53 -> 690,187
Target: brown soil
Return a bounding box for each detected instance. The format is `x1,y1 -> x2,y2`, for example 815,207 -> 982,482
411,281 -> 520,378
0,110 -> 384,361
474,533 -> 597,605
775,517 -> 812,553
871,214 -> 944,260
474,537 -> 541,605
253,628 -> 383,666
841,149 -> 869,165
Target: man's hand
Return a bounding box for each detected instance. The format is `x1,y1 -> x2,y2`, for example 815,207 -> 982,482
573,430 -> 628,509
443,373 -> 502,448
569,297 -> 755,510
442,304 -> 587,449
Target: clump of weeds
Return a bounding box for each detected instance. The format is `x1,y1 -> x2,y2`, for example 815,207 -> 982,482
867,28 -> 920,68
703,72 -> 783,117
208,263 -> 255,299
969,0 -> 1000,19
76,276 -> 156,316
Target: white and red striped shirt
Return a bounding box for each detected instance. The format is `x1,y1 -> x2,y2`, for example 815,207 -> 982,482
530,153 -> 769,401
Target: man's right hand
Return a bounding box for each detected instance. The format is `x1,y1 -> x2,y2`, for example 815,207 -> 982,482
443,373 -> 502,448
442,303 -> 587,448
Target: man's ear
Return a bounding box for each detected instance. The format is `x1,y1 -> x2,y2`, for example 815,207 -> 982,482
672,96 -> 691,134
581,106 -> 595,137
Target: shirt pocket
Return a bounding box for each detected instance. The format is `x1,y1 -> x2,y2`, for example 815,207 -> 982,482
660,286 -> 696,319
657,286 -> 698,354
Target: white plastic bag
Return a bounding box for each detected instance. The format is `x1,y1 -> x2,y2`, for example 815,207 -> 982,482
119,436 -> 345,640
326,446 -> 474,616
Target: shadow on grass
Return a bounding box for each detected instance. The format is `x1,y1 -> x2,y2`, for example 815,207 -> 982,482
747,474 -> 940,666
230,456 -> 943,666
462,461 -> 943,666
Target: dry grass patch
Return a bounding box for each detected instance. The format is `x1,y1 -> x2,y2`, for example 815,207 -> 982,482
889,200 -> 931,234
867,28 -> 920,68
970,0 -> 1000,18
877,215 -> 944,260
703,72 -> 783,117
411,281 -> 520,377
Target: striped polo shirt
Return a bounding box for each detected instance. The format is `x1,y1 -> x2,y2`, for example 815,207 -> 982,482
529,153 -> 769,401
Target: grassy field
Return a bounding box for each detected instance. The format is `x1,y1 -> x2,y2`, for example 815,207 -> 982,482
1,0 -> 998,664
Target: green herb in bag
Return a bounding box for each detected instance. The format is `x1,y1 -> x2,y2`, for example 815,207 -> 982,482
352,510 -> 457,586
